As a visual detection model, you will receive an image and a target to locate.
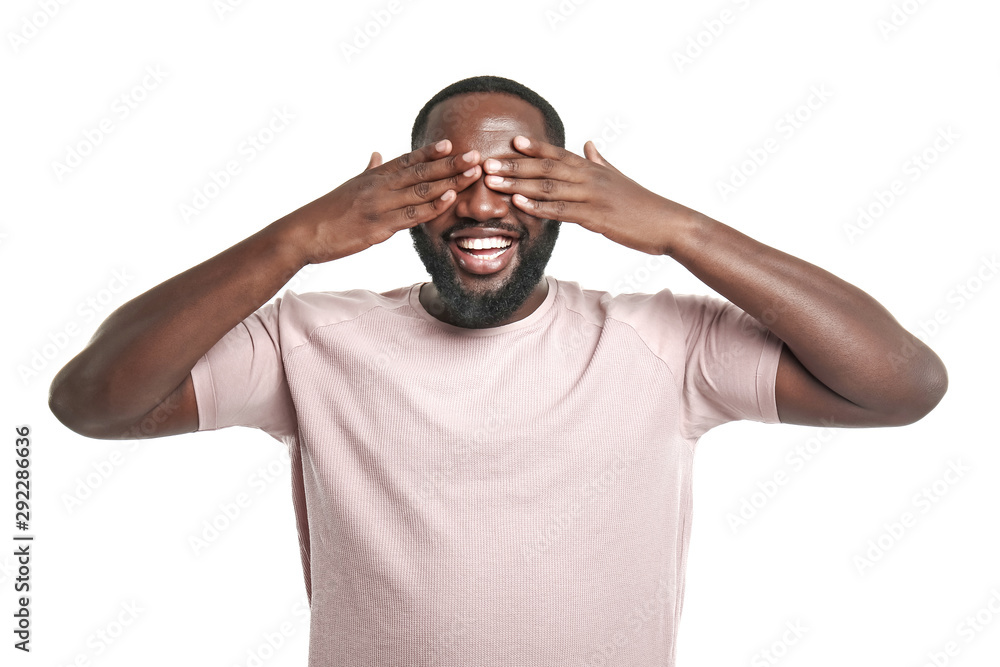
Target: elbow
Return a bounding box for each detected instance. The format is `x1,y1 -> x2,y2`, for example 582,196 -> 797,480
48,373 -> 91,437
912,352 -> 948,422
48,371 -> 119,440
881,355 -> 949,427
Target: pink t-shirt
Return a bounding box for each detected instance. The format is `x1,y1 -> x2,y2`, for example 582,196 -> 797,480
191,274 -> 783,667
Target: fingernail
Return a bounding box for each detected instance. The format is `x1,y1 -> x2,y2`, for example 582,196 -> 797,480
484,158 -> 501,172
436,140 -> 449,151
486,175 -> 503,186
462,150 -> 476,161
515,136 -> 529,149
441,189 -> 455,201
463,166 -> 477,177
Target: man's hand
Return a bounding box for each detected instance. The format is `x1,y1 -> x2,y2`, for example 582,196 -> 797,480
48,139 -> 483,439
481,135 -> 689,256
483,134 -> 947,427
284,139 -> 482,265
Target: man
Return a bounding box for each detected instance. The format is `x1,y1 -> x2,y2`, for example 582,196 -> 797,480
49,75 -> 947,666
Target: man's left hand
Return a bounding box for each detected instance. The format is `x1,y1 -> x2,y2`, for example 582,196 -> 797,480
482,135 -> 691,256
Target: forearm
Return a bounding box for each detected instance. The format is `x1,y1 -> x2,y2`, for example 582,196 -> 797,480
49,215 -> 310,434
667,209 -> 948,418
49,140 -> 480,437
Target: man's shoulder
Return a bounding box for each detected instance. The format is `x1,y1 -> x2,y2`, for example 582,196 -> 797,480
552,277 -> 690,327
267,282 -> 419,335
551,278 -> 742,365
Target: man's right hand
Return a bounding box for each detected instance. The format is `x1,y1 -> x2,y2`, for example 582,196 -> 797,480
49,139 -> 481,439
281,139 -> 482,266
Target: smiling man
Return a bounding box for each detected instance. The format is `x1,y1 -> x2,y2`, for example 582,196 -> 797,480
407,84 -> 563,328
49,75 -> 947,667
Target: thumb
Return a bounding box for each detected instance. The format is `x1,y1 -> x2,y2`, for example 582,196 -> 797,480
365,151 -> 383,171
584,140 -> 617,171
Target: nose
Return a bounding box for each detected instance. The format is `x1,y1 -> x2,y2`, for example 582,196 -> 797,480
453,171 -> 510,222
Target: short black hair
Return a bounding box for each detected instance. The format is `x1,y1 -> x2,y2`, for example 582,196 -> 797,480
411,75 -> 565,151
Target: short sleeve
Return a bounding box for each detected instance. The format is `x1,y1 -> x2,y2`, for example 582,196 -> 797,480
675,294 -> 784,440
189,300 -> 297,441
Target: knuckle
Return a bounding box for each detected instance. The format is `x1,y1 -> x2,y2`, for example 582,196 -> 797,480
540,178 -> 556,194
403,204 -> 419,221
399,152 -> 412,168
412,160 -> 428,180
540,158 -> 556,173
554,200 -> 567,216
413,181 -> 431,199
504,159 -> 519,173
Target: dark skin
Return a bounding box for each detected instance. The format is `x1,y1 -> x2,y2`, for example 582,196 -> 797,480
408,94 -> 561,328
48,92 -> 946,440
466,97 -> 948,427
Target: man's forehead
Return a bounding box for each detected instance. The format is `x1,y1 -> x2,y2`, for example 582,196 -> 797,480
425,93 -> 546,156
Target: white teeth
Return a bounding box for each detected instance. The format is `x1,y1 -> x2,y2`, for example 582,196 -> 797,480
456,236 -> 513,250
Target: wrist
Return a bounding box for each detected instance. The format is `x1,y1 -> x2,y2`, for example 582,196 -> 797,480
265,211 -> 319,268
660,205 -> 714,258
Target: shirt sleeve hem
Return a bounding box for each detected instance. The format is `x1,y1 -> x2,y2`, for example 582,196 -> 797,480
756,330 -> 784,424
190,354 -> 219,431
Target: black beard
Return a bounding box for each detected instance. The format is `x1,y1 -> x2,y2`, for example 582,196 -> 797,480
409,220 -> 560,328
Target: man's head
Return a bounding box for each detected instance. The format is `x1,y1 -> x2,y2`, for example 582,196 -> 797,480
410,75 -> 565,152
408,75 -> 565,329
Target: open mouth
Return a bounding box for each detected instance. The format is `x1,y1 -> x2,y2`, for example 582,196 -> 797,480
448,232 -> 520,275
457,236 -> 513,259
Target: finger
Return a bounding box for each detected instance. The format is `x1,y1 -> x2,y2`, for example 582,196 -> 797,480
583,140 -> 621,174
582,141 -> 605,166
365,151 -> 382,171
481,153 -> 580,182
483,173 -> 585,202
384,161 -> 482,211
390,147 -> 482,193
370,140 -> 480,209
384,188 -> 460,231
512,135 -> 585,165
379,139 -> 453,176
510,193 -> 588,223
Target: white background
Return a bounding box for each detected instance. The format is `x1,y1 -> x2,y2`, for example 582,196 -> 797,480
2,0 -> 998,665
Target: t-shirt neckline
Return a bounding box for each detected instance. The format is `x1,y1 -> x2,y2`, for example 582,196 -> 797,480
407,275 -> 557,336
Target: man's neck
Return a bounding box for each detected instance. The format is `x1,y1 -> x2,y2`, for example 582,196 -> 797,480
418,277 -> 549,328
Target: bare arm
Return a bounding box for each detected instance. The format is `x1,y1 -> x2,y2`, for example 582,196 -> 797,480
49,141 -> 483,439
668,212 -> 948,427
48,223 -> 307,439
480,135 -> 948,427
